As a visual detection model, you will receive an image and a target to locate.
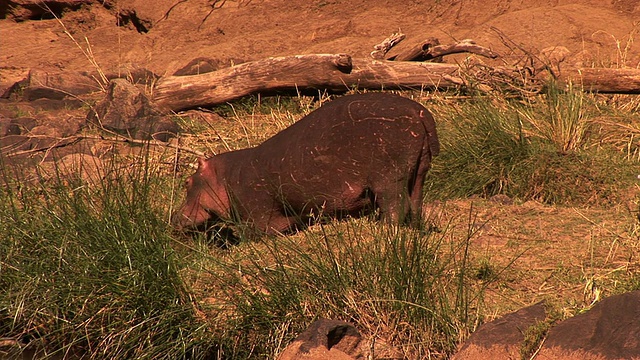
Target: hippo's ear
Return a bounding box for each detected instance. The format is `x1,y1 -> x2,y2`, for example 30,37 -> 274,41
197,157 -> 207,171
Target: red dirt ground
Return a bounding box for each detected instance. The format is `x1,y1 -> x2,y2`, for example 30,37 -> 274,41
2,0 -> 640,94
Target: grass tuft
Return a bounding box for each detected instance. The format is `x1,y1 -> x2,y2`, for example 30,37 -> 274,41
0,151 -> 215,359
425,97 -> 530,199
519,81 -> 594,154
425,84 -> 639,205
187,209 -> 497,359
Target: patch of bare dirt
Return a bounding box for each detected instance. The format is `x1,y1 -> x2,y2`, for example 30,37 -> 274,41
430,197 -> 640,315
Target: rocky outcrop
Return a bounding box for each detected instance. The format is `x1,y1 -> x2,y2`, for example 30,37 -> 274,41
453,291 -> 640,360
0,0 -> 94,21
1,74 -> 178,180
87,78 -> 178,141
0,102 -> 86,158
451,302 -> 547,360
277,319 -> 402,360
1,0 -> 155,34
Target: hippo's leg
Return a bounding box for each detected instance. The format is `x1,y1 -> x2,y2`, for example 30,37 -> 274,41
408,166 -> 430,226
251,208 -> 301,235
374,186 -> 411,225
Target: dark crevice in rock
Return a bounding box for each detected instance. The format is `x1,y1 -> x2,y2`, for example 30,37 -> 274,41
116,9 -> 150,33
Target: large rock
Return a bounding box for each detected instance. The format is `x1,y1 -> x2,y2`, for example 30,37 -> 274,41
20,69 -> 102,100
536,291 -> 640,360
88,78 -> 179,141
453,291 -> 640,360
277,319 -> 363,360
277,318 -> 402,360
451,302 -> 547,360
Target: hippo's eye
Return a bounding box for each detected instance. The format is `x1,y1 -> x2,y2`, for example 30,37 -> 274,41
185,177 -> 193,188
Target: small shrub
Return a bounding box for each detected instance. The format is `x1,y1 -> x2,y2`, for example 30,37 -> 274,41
519,305 -> 563,360
520,320 -> 551,359
474,259 -> 496,281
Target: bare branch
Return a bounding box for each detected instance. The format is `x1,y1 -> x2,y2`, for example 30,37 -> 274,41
371,32 -> 406,59
391,38 -> 499,62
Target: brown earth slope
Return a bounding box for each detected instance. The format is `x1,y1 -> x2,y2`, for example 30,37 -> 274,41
2,0 -> 640,94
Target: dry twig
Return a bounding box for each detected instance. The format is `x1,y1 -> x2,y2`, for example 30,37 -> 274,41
371,32 -> 406,59
4,133 -> 204,158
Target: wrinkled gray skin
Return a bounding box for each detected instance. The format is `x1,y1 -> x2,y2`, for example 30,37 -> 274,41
172,92 -> 439,237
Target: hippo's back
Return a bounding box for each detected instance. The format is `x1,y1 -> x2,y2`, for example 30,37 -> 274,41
259,92 -> 439,158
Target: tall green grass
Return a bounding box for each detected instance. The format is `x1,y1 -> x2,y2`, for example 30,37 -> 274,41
425,85 -> 639,205
520,81 -> 594,154
426,98 -> 530,199
187,210 -> 494,359
2,87 -> 639,359
0,151 -> 215,359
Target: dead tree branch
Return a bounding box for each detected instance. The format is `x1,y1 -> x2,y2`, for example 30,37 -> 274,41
371,32 -> 406,59
153,54 -> 463,111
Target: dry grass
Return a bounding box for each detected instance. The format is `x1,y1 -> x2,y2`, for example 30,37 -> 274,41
167,89 -> 640,358
3,87 -> 640,359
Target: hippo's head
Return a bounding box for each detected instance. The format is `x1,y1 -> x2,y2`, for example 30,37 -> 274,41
172,157 -> 231,231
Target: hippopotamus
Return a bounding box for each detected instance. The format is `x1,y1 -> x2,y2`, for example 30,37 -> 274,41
172,92 -> 439,239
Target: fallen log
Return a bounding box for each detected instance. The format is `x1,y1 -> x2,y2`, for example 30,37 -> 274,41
152,54 -> 463,111
560,67 -> 640,93
150,47 -> 640,111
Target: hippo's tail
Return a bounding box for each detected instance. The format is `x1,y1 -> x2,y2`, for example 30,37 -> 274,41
419,109 -> 440,157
